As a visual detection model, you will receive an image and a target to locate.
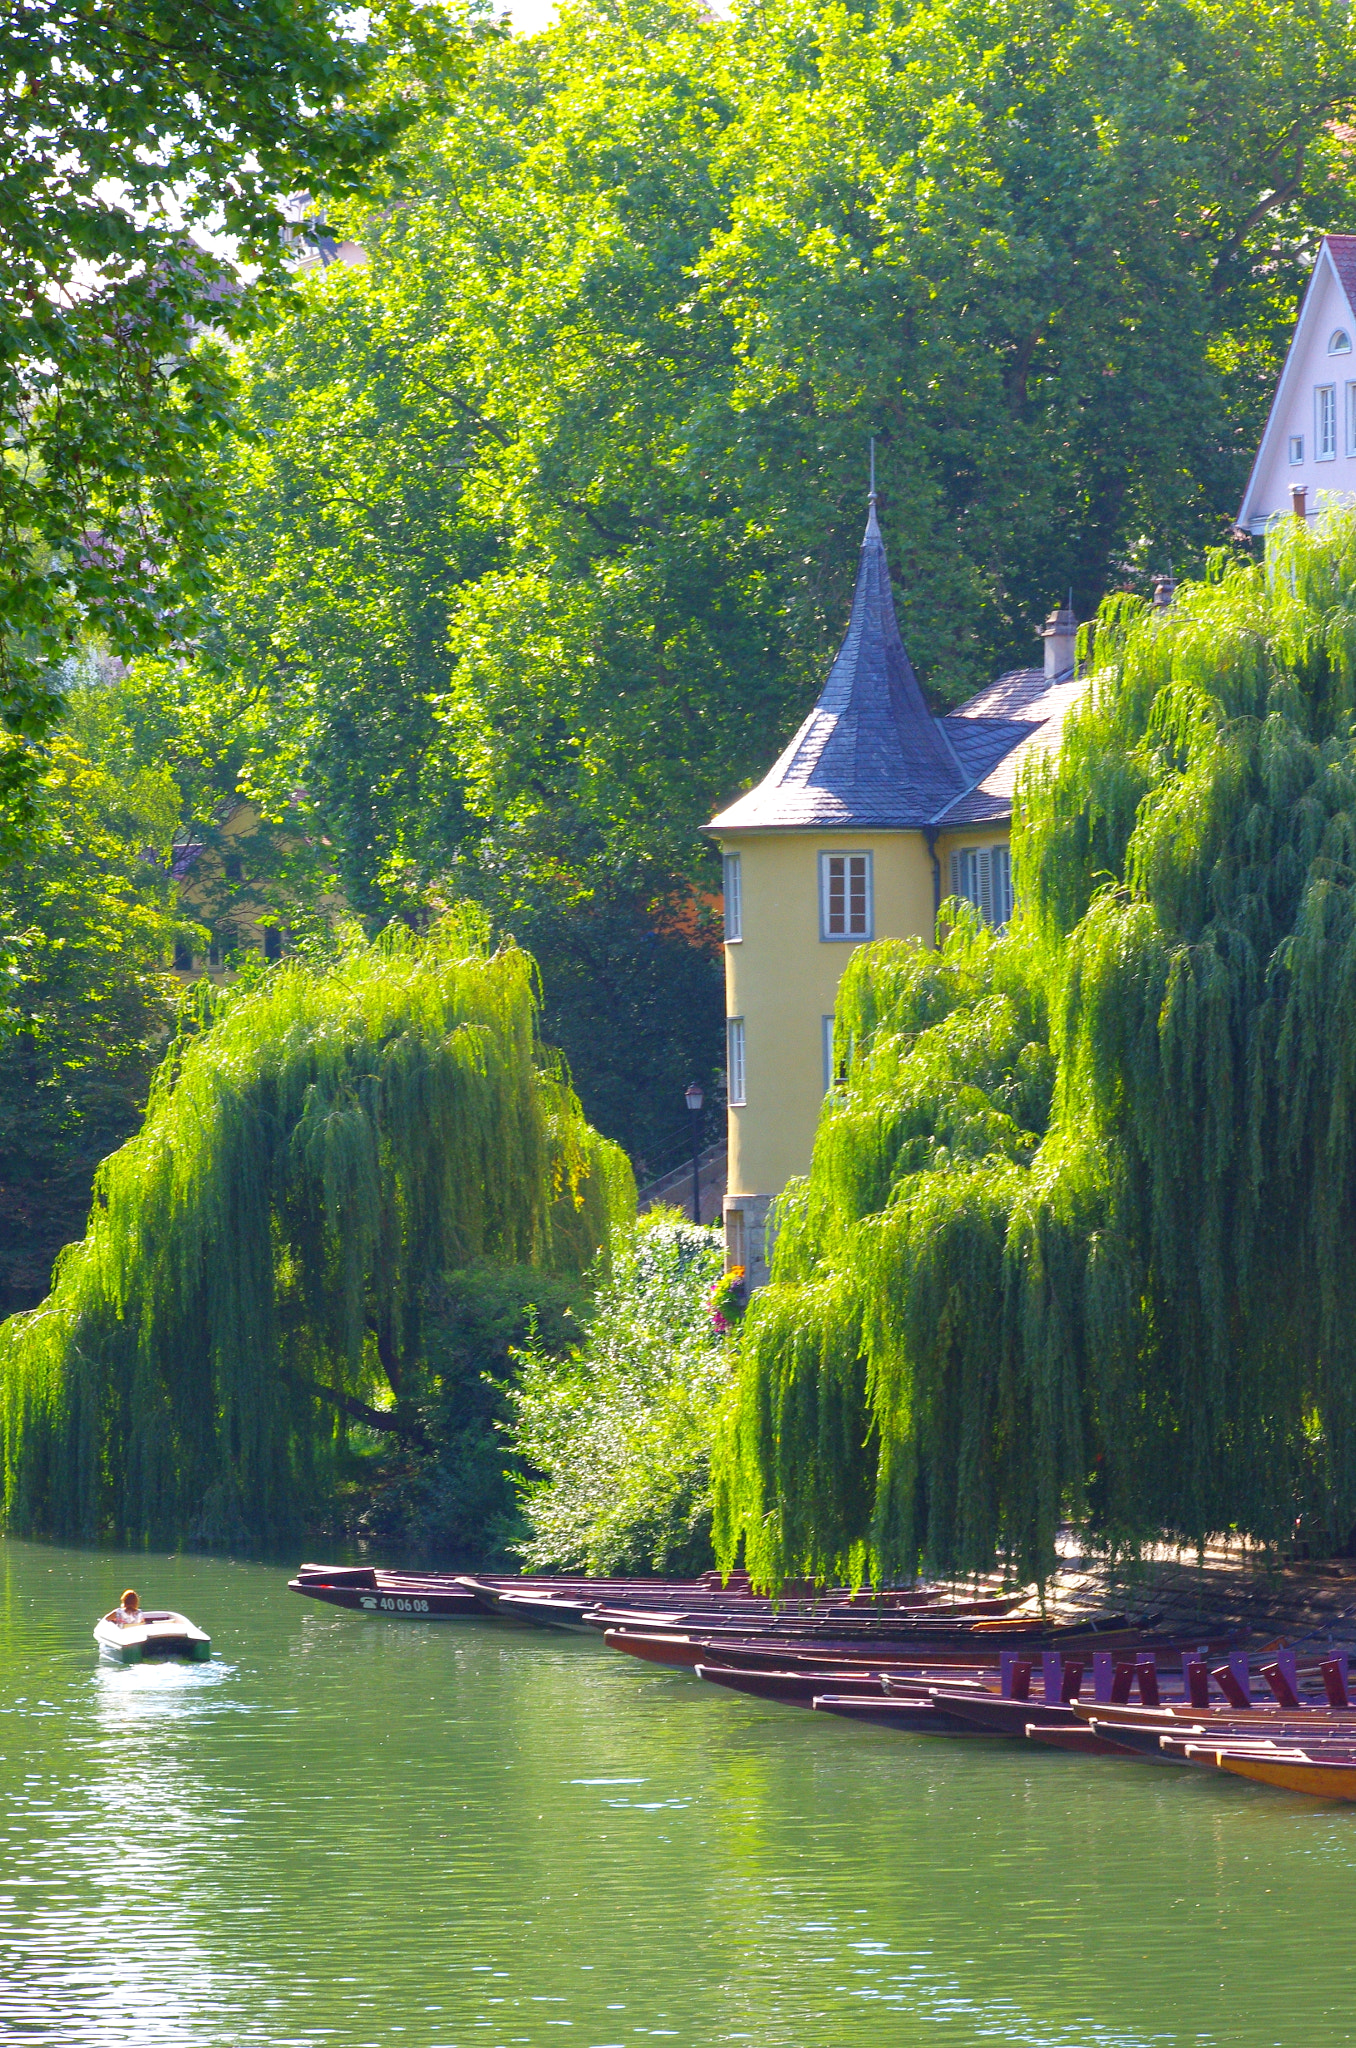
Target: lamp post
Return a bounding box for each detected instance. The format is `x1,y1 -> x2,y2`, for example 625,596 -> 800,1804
684,1082 -> 705,1224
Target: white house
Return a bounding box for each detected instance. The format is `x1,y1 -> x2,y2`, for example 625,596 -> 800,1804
1239,234 -> 1356,531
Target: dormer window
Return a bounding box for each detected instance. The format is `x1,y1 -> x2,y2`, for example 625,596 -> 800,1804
1289,434 -> 1305,465
1331,330 -> 1352,355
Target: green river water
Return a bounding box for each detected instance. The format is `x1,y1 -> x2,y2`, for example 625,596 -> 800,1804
1,1540 -> 1354,2047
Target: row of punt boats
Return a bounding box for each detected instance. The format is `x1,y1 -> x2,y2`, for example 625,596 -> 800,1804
287,1562 -> 1356,1802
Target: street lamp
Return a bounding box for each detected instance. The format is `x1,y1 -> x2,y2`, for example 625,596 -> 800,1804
684,1082 -> 705,1224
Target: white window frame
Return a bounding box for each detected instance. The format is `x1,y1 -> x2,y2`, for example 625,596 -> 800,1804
1317,385 -> 1338,461
1345,383 -> 1356,458
822,1015 -> 836,1095
1331,329 -> 1352,356
819,850 -> 873,941
726,1017 -> 746,1105
722,851 -> 742,943
1289,433 -> 1305,466
949,843 -> 1014,928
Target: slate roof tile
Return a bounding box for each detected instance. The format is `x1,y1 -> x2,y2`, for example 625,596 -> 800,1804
706,510 -> 1087,837
706,501 -> 967,832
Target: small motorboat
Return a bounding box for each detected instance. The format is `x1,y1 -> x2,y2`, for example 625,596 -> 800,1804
94,1609 -> 211,1664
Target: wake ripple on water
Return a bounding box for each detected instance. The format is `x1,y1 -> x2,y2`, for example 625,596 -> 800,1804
0,1540 -> 1354,2048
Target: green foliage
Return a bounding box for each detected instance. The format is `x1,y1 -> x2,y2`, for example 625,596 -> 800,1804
0,909 -> 634,1549
716,514 -> 1356,1589
154,0 -> 1356,1151
0,1 -> 488,823
0,705 -> 190,1314
354,1260 -> 587,1562
506,1214 -> 729,1573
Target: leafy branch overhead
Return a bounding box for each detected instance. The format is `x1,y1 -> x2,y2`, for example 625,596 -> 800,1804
0,0 -> 489,817
188,0 -> 1356,917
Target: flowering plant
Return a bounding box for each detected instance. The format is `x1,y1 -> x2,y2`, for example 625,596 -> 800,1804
709,1266 -> 746,1334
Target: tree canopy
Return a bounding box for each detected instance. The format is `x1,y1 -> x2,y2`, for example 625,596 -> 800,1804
139,0 -> 1356,1158
0,910 -> 633,1549
0,0 -> 484,821
715,515 -> 1356,1589
0,679 -> 191,1315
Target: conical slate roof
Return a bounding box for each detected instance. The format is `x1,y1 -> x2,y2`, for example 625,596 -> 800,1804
707,500 -> 968,832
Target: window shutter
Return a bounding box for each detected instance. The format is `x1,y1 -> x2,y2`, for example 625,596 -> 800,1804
977,848 -> 994,923
993,846 -> 1013,925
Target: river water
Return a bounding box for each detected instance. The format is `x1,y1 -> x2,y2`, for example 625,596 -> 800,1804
1,1540 -> 1354,2046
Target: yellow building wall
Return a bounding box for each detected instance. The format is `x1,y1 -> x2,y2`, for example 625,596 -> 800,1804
718,824 -> 1012,1205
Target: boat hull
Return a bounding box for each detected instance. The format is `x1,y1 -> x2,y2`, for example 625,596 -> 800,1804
94,1612 -> 211,1664
695,1664 -> 890,1705
1215,1753 -> 1356,1800
927,1689 -> 1076,1736
811,1696 -> 985,1734
289,1567 -> 481,1619
1026,1725 -> 1134,1756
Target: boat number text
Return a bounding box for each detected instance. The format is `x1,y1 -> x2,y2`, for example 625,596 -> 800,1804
360,1595 -> 430,1613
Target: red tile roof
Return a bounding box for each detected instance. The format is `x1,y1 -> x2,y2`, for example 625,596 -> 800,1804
1326,233 -> 1356,315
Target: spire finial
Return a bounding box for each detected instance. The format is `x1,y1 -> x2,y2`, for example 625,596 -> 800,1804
863,437 -> 882,541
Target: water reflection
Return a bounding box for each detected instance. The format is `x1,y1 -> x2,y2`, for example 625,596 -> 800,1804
0,1540 -> 1354,2046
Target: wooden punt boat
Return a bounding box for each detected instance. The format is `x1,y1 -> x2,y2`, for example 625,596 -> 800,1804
602,1627 -> 1009,1675
480,1591 -> 604,1632
589,1609 -> 1150,1649
606,1630 -> 1020,1679
811,1695 -> 986,1733
926,1688 -> 1087,1735
1076,1700 -> 1356,1733
94,1610 -> 211,1664
1201,1751 -> 1356,1799
695,1664 -> 902,1705
1026,1724 -> 1135,1756
1164,1732 -> 1356,1761
1081,1716 -> 1206,1758
289,1564 -> 481,1618
456,1574 -> 1006,1626
581,1593 -> 1024,1632
1080,1711 -> 1356,1765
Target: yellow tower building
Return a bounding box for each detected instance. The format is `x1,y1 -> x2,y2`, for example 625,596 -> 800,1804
706,496 -> 1084,1285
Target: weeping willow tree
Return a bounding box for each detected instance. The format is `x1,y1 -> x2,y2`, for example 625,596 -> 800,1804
716,514 -> 1356,1589
0,909 -> 634,1548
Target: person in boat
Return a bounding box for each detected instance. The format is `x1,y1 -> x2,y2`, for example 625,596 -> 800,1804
110,1589 -> 143,1627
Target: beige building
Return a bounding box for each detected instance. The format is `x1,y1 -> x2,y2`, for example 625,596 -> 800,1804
705,497 -> 1084,1285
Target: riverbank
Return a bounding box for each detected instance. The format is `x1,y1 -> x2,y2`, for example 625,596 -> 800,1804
959,1537 -> 1356,1648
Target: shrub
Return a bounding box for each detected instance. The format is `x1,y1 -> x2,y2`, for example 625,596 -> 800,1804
506,1213 -> 729,1575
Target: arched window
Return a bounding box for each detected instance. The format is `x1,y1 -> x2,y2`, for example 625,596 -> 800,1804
1330,329 -> 1352,355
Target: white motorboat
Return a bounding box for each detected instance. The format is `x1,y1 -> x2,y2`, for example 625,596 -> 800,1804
94,1609 -> 212,1664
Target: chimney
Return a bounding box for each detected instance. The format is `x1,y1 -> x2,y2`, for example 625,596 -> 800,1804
1291,484 -> 1308,522
1040,602 -> 1077,681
